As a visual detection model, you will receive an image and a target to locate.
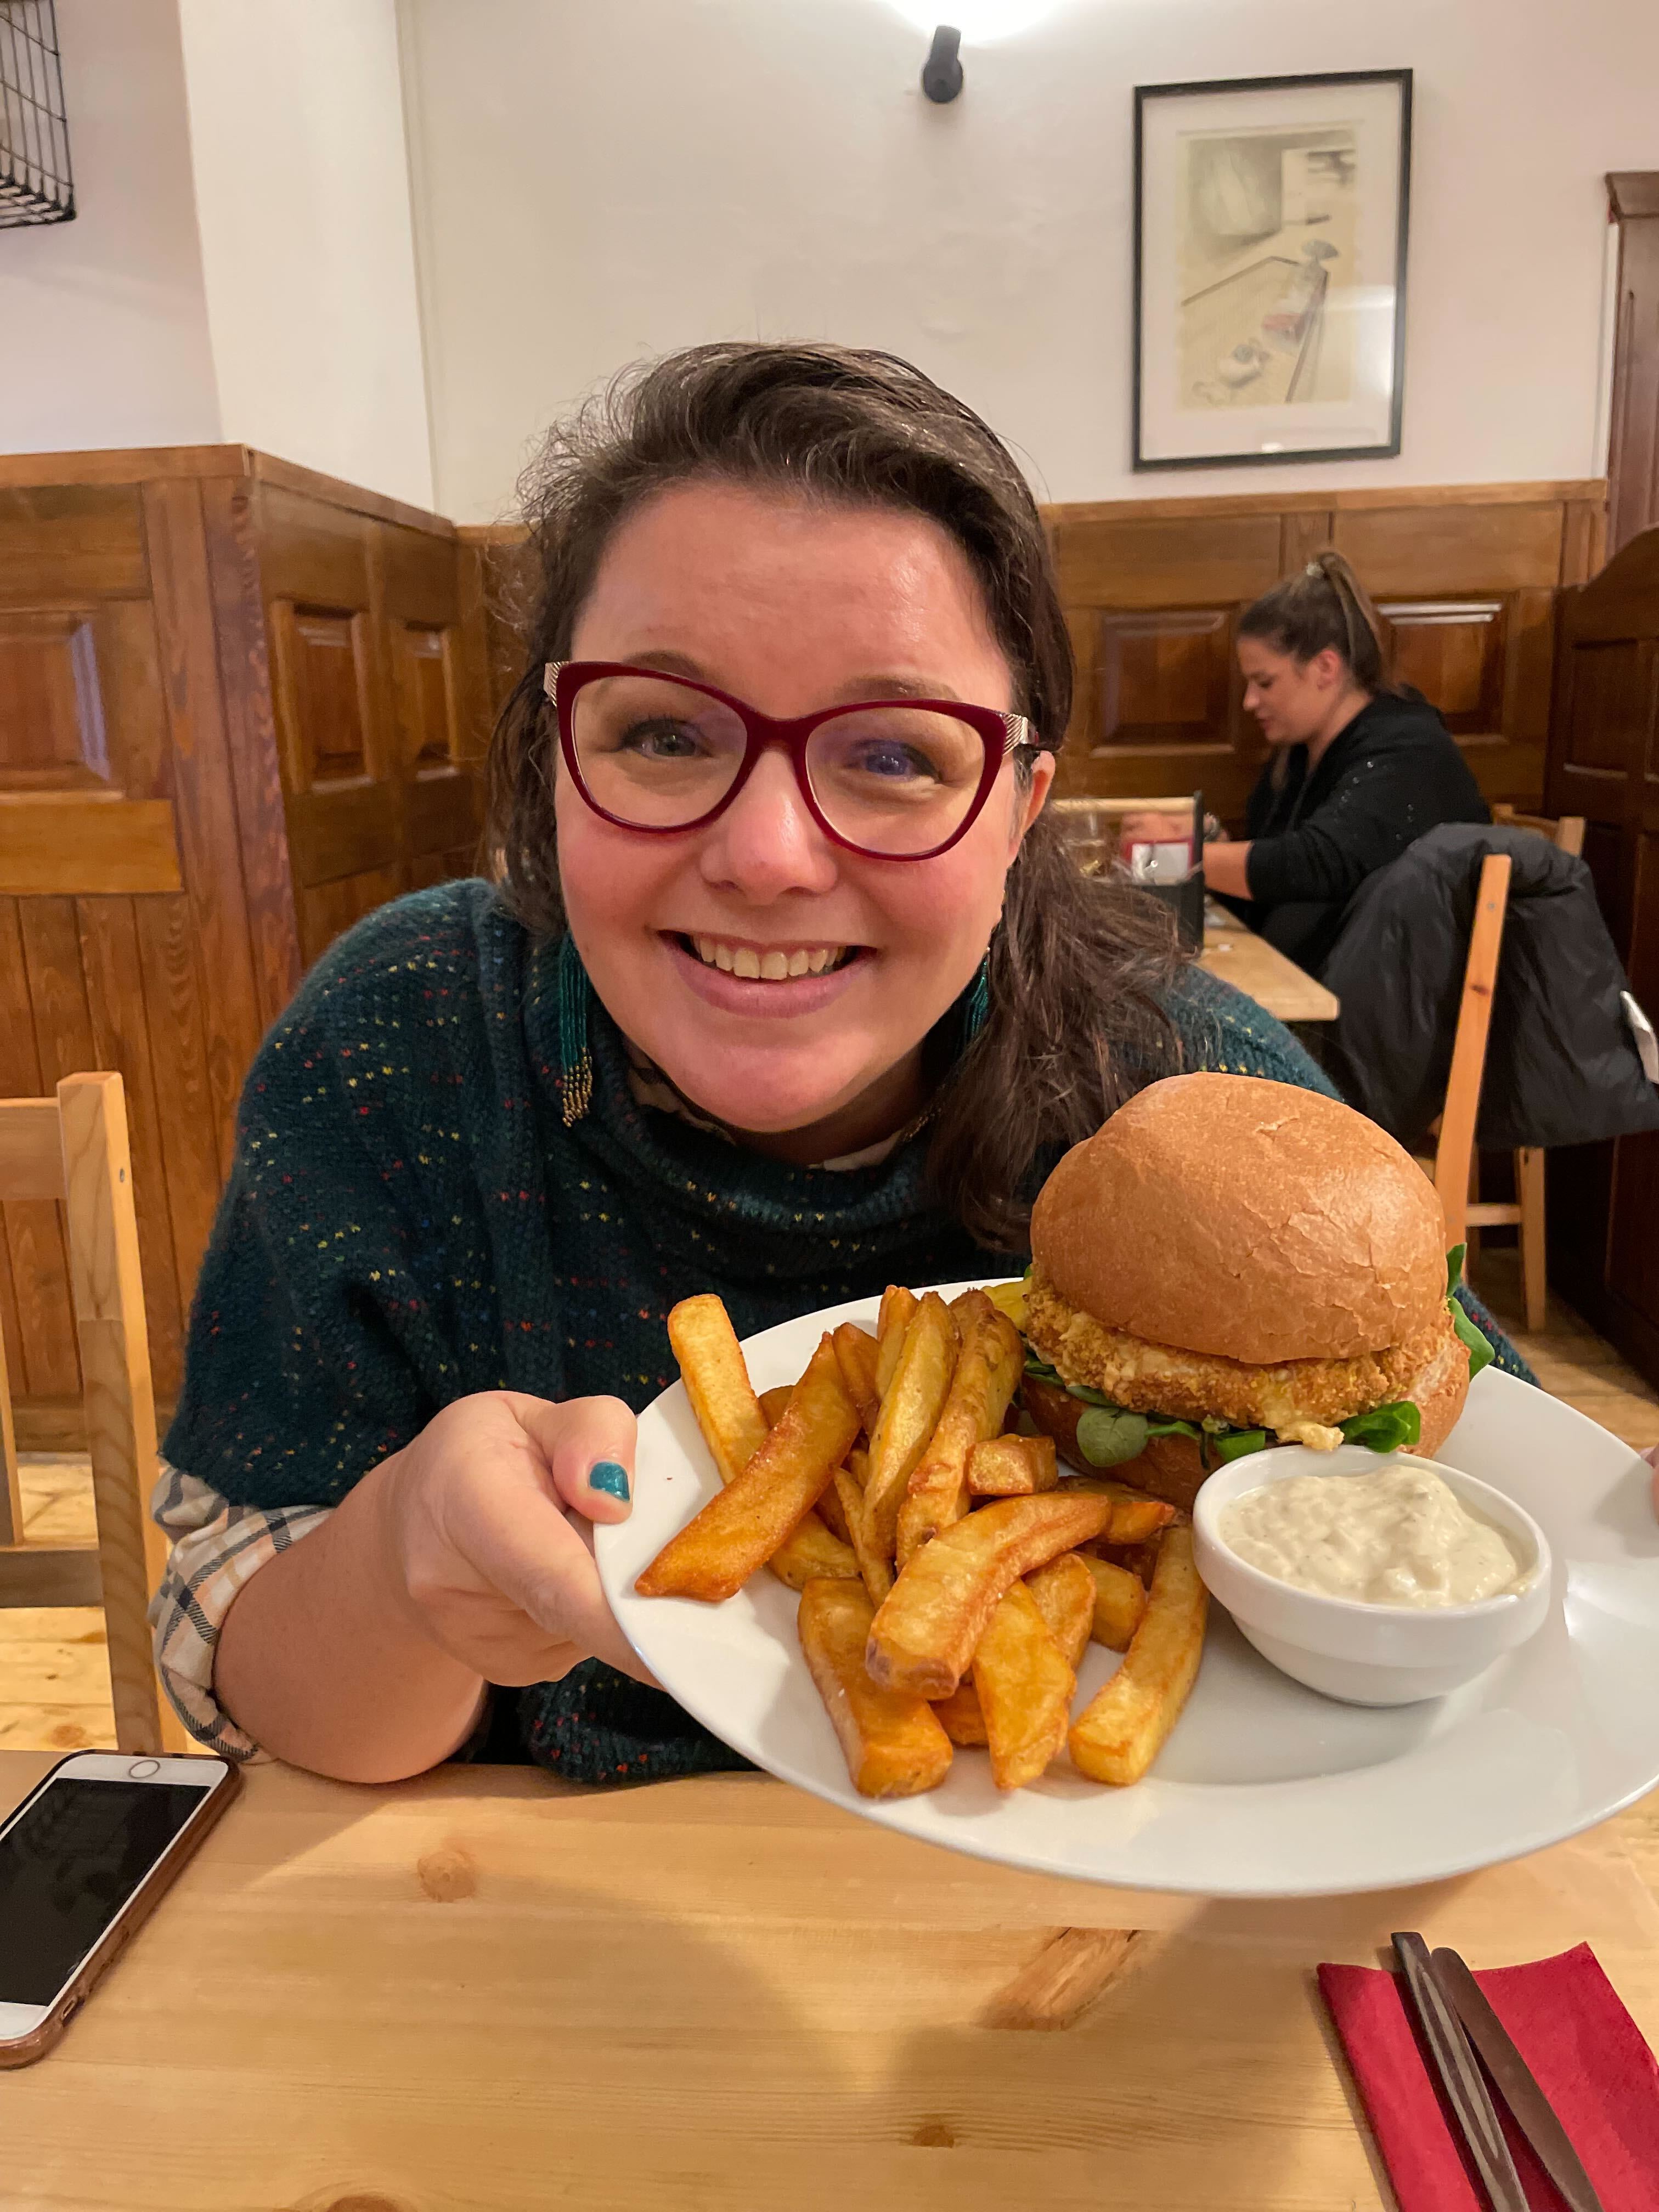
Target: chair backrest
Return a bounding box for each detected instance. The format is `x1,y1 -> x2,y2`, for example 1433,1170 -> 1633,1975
1491,802 -> 1587,859
1433,854 -> 1513,1250
0,1073 -> 180,1753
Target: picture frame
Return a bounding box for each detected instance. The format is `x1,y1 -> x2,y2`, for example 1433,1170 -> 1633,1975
1133,70 -> 1412,471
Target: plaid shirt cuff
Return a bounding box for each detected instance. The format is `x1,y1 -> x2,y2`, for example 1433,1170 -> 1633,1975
148,1462 -> 331,1761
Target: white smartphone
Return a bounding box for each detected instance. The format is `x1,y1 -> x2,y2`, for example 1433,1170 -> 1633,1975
0,1749 -> 239,2068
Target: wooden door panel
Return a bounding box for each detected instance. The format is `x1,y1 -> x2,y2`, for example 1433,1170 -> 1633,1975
284,780 -> 400,887
0,484 -> 149,601
1331,503 -> 1564,595
405,769 -> 477,859
256,487 -> 372,608
1051,512 -> 1281,608
1094,608 -> 1236,751
1381,601 -> 1505,732
381,526 -> 459,627
394,623 -> 456,769
0,611 -> 106,785
0,897 -> 78,1403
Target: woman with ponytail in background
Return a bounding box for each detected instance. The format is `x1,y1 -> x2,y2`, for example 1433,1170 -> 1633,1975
1126,551 -> 1490,975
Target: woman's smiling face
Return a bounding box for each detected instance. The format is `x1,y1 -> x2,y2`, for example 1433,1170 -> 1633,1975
556,479 -> 1053,1158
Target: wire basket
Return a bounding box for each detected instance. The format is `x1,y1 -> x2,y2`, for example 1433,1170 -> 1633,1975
1,1 -> 74,228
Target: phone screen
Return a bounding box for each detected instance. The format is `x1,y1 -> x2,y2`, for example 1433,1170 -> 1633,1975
0,1778 -> 208,2006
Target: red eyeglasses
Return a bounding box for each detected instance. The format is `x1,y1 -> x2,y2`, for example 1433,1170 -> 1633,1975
544,660 -> 1040,861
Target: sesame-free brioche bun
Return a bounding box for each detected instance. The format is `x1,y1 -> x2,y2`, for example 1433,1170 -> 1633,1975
1030,1074 -> 1448,1367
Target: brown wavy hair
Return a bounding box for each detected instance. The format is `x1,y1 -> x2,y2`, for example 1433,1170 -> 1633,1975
486,341 -> 1184,1249
1237,548 -> 1393,692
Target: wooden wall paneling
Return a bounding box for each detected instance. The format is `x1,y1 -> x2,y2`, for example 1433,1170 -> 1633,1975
0,484 -> 148,602
297,866 -> 405,968
131,896 -> 225,1323
1328,501 -> 1566,595
0,897 -> 78,1405
74,899 -> 184,1397
198,478 -> 303,1042
140,481 -> 270,1176
1277,509 -> 1334,574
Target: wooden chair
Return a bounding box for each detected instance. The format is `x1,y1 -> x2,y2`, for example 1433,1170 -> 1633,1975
1492,802 -> 1586,860
0,1074 -> 185,1753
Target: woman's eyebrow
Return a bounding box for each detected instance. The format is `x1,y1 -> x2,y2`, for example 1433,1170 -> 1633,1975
612,651 -> 967,707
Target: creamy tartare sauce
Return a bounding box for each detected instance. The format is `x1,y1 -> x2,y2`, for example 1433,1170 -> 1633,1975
1219,1464 -> 1525,1607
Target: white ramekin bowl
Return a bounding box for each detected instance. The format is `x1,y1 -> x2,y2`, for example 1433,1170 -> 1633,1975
1190,1445 -> 1551,1706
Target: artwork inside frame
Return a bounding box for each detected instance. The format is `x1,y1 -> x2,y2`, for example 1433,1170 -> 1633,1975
1133,70 -> 1412,470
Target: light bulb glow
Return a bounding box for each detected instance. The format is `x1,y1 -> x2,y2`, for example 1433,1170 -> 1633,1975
886,1 -> 1065,45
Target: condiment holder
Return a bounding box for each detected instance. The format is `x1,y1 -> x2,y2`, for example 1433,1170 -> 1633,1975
1191,1446 -> 1551,1706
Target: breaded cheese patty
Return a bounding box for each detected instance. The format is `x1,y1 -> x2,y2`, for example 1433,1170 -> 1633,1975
1025,1263 -> 1457,1443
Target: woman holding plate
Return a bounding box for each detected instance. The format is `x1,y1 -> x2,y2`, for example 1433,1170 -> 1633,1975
150,342 -> 1528,1786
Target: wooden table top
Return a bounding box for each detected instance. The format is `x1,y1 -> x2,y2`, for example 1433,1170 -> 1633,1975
5,1750 -> 1657,2210
1200,902 -> 1341,1024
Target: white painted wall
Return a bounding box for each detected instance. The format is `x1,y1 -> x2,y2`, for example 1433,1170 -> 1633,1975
177,0 -> 435,510
400,0 -> 1659,524
0,0 -> 222,454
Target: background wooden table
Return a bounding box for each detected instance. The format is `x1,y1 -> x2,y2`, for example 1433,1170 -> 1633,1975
1198,901 -> 1341,1025
4,1751 -> 1656,2210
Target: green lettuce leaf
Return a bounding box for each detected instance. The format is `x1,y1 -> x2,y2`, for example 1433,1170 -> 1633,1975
1211,1427 -> 1269,1463
1451,1300 -> 1495,1380
1073,1408 -> 1151,1467
1339,1401 -> 1422,1452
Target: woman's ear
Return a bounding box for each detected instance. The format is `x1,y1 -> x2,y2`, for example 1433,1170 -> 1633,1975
1009,751 -> 1056,856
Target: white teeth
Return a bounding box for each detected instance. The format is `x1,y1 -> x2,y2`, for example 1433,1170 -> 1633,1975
689,937 -> 849,978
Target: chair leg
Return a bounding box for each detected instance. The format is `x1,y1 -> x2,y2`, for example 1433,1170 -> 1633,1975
1516,1148 -> 1548,1334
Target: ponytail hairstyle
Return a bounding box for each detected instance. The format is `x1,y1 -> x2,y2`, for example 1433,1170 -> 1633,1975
1238,548 -> 1392,694
486,341 -> 1186,1251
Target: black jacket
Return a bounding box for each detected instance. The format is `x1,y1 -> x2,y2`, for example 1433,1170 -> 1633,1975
1225,689 -> 1491,974
1319,823 -> 1659,1153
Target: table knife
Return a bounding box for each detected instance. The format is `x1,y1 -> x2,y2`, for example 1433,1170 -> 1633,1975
1431,1946 -> 1607,2212
1392,1932 -> 1529,2212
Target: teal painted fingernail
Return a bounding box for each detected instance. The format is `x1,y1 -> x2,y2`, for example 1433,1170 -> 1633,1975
590,1460 -> 630,1501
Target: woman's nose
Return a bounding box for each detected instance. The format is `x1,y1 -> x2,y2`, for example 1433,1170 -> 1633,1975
698,747 -> 839,900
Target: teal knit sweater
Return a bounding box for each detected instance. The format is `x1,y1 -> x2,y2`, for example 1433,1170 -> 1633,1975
165,879 -> 1527,1779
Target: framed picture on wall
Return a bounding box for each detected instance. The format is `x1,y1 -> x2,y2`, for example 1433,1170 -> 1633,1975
1133,70 -> 1412,470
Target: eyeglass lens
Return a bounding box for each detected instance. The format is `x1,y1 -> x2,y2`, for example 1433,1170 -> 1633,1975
569,672 -> 991,856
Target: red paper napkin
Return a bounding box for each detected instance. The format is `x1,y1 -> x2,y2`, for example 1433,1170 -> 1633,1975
1319,1943 -> 1659,2210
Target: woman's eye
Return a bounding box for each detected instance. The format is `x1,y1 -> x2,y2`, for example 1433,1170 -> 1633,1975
619,718 -> 702,759
850,739 -> 938,782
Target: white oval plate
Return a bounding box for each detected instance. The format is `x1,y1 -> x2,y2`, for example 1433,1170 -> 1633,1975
595,1285 -> 1659,1897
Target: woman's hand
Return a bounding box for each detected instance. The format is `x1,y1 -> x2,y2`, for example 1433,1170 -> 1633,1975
377,1391 -> 653,1689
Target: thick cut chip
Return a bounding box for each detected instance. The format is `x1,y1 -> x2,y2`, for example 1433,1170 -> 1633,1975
931,1678 -> 989,1746
816,1472 -> 854,1546
835,1469 -> 893,1607
832,1323 -> 881,1434
637,1334 -> 861,1602
1080,1554 -> 1148,1652
864,1493 -> 1113,1697
968,1434 -> 1059,1497
876,1284 -> 918,1397
974,1578 -> 1076,1790
669,1294 -> 767,1482
799,1579 -> 953,1799
1068,1526 -> 1207,1786
1058,1476 -> 1177,1546
863,1293 -> 958,1559
897,1307 -> 1025,1564
668,1297 -> 848,1587
1025,1553 -> 1096,1672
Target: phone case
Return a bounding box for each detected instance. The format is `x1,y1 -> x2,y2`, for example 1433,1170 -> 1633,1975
0,1753 -> 242,2069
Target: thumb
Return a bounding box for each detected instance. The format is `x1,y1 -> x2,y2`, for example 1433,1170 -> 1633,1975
505,1392 -> 637,1526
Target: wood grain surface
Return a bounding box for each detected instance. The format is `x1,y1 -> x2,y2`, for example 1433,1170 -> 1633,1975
1198,907 -> 1340,1024
2,1751 -> 1655,2210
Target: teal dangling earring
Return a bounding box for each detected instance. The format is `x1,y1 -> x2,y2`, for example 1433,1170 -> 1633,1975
556,932 -> 595,1126
963,949 -> 991,1044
